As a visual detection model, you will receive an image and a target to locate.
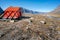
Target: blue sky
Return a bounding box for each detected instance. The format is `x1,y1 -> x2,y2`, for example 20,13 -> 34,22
0,0 -> 60,12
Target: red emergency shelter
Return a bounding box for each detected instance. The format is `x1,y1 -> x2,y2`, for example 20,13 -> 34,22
3,6 -> 22,19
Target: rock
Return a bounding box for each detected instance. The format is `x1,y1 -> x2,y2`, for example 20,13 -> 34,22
40,21 -> 46,24
0,31 -> 4,38
30,17 -> 34,20
10,20 -> 14,22
57,31 -> 60,34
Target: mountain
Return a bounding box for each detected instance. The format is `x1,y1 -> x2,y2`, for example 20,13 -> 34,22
21,7 -> 47,14
0,7 -> 4,14
48,5 -> 60,17
49,5 -> 60,14
21,7 -> 40,14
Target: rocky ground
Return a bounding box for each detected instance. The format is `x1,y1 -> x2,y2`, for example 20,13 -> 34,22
0,14 -> 60,40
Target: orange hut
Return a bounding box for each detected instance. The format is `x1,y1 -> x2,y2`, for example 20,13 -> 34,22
3,6 -> 22,19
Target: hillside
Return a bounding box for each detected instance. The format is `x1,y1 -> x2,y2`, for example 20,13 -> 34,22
0,14 -> 60,40
49,5 -> 60,14
48,5 -> 60,17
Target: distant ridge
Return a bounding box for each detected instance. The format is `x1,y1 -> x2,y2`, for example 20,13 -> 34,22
21,7 -> 40,14
21,7 -> 47,14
